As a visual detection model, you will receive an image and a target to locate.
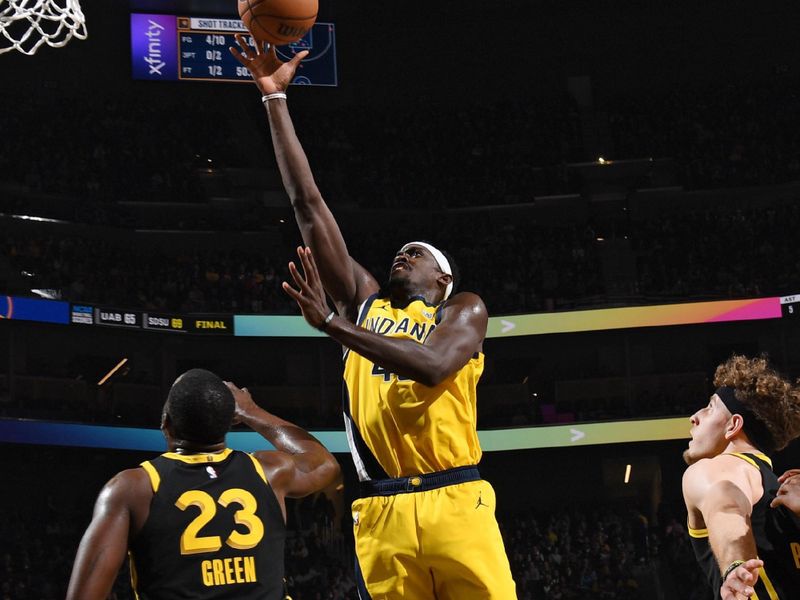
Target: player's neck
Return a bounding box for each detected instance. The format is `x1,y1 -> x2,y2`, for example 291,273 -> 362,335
387,281 -> 439,307
722,437 -> 763,457
169,439 -> 227,454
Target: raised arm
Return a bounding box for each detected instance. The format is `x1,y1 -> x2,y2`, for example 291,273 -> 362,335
66,469 -> 150,600
225,382 -> 340,500
230,35 -> 378,320
283,247 -> 487,387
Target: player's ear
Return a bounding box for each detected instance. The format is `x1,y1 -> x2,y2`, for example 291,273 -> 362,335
160,408 -> 171,432
437,272 -> 453,287
725,413 -> 745,439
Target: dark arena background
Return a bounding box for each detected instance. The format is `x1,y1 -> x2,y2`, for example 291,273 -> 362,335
2,1 -> 800,599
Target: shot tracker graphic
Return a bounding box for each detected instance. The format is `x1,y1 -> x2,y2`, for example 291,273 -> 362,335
131,14 -> 336,86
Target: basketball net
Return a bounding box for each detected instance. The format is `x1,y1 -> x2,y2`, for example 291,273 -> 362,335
0,0 -> 87,55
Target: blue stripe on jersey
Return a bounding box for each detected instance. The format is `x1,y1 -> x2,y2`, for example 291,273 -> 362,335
357,294 -> 379,326
355,553 -> 373,600
342,383 -> 390,481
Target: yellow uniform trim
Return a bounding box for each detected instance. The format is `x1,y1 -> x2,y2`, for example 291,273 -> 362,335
725,452 -> 773,469
688,525 -> 709,538
128,551 -> 140,600
140,461 -> 160,493
759,565 -> 779,600
162,448 -> 233,464
247,453 -> 268,485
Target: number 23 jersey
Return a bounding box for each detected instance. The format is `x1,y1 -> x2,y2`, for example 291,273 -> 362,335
343,294 -> 485,480
130,448 -> 286,600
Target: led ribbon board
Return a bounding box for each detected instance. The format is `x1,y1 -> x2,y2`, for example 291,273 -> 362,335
0,417 -> 690,453
235,295 -> 791,338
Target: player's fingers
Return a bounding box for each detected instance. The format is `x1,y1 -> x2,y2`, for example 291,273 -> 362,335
289,50 -> 310,66
298,247 -> 319,288
281,280 -> 302,301
288,261 -> 312,293
303,247 -> 322,289
229,46 -> 247,64
234,33 -> 252,57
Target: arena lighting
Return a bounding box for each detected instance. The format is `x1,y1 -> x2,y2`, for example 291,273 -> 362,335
30,288 -> 60,300
624,464 -> 632,484
10,214 -> 66,223
97,358 -> 128,386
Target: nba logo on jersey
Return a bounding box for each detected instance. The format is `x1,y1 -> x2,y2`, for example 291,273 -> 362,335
206,466 -> 218,479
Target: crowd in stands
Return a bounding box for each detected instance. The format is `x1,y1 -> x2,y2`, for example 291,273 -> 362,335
5,196 -> 800,315
2,76 -> 800,223
605,80 -> 800,190
505,507 -> 659,600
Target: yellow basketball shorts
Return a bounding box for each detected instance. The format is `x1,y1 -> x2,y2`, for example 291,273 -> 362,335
351,477 -> 517,599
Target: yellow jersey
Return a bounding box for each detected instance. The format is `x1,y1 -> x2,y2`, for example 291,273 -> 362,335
343,294 -> 484,480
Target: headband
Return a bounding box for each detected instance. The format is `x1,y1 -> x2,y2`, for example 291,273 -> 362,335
715,386 -> 776,454
401,241 -> 454,300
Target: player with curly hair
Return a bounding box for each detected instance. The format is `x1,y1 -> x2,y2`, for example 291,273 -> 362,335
682,355 -> 800,600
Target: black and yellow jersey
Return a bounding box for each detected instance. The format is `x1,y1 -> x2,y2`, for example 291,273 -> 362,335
343,294 -> 484,480
688,453 -> 800,599
129,448 -> 286,600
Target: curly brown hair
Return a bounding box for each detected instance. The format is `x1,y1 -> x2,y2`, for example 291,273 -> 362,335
714,355 -> 800,451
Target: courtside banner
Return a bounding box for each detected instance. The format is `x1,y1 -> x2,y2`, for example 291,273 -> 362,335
0,295 -> 69,324
0,417 -> 690,452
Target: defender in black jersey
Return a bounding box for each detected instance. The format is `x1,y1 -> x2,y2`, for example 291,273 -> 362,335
66,369 -> 340,600
681,356 -> 800,600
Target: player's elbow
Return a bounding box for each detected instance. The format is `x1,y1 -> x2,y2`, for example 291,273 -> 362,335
319,456 -> 341,488
306,455 -> 341,496
416,362 -> 451,387
288,187 -> 324,215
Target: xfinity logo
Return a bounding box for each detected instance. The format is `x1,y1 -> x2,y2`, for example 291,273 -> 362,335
144,19 -> 165,75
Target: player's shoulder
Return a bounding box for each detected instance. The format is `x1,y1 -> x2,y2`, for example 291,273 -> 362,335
442,291 -> 487,314
95,467 -> 153,511
683,454 -> 759,490
685,454 -> 744,476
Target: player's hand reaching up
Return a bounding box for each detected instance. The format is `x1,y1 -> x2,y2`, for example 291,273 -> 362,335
229,33 -> 308,94
283,247 -> 334,331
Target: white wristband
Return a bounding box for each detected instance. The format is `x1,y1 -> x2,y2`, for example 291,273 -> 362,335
261,92 -> 287,104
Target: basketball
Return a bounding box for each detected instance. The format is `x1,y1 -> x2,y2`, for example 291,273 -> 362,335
238,0 -> 318,46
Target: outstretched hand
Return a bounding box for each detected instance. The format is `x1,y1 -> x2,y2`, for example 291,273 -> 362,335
282,247 -> 334,330
224,381 -> 259,424
720,559 -> 762,600
229,33 -> 308,94
771,469 -> 800,513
